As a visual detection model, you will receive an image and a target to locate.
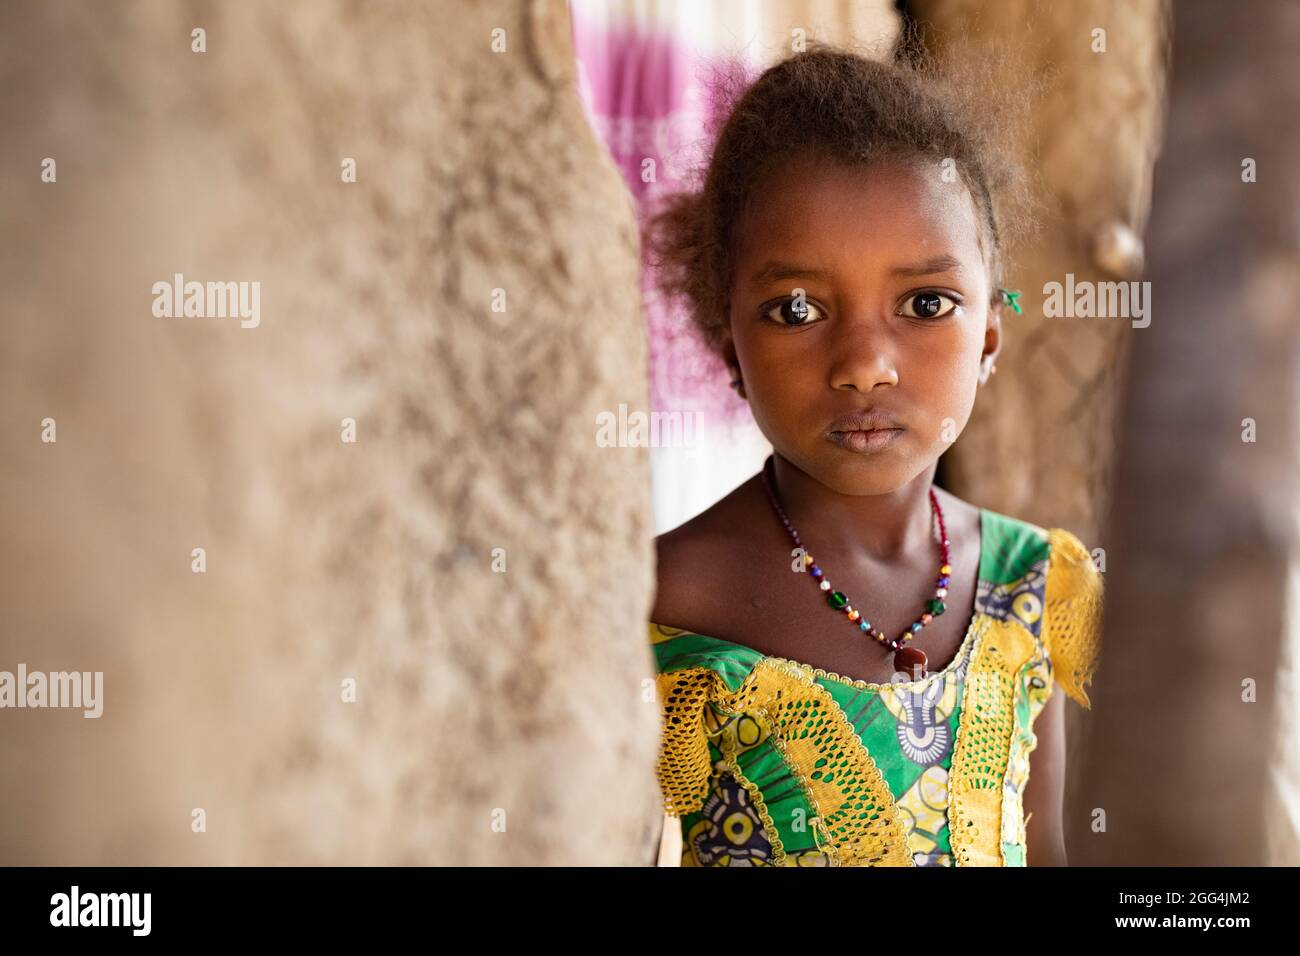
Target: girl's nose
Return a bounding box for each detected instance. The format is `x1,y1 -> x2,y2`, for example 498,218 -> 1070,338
827,317 -> 900,392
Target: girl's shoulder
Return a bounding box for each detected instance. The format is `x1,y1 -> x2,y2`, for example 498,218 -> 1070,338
975,506 -> 1096,585
974,505 -> 1104,709
651,473 -> 765,630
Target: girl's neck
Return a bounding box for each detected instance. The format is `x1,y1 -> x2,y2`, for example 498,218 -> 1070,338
766,452 -> 940,561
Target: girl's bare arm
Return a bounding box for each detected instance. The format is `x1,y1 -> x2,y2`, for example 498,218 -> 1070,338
1023,685 -> 1069,866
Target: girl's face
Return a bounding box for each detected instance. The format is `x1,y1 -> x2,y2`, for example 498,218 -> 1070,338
725,152 -> 1001,496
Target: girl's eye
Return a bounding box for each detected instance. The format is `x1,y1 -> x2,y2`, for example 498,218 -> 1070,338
898,291 -> 959,319
763,297 -> 826,326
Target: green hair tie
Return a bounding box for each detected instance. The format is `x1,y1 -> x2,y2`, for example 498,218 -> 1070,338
998,288 -> 1023,315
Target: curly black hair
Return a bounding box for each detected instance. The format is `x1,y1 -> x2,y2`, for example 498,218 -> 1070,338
644,40 -> 1033,361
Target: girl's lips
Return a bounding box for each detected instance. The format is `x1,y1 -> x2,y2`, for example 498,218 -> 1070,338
827,428 -> 904,453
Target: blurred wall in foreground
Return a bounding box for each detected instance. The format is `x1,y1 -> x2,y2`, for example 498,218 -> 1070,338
0,0 -> 659,864
1077,0 -> 1300,865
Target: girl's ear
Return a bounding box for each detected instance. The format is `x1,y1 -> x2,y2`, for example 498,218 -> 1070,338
979,300 -> 1004,386
720,337 -> 747,400
979,355 -> 998,385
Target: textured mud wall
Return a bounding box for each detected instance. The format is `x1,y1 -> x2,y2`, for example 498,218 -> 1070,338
1077,0 -> 1300,865
745,0 -> 901,57
0,0 -> 659,864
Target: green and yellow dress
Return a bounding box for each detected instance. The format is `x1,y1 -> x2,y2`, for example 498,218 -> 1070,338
649,510 -> 1103,867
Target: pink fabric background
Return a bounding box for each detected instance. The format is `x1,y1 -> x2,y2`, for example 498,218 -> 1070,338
569,2 -> 758,425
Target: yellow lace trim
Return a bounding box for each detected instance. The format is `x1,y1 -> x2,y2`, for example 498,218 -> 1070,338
654,658 -> 914,866
654,666 -> 743,815
1003,650 -> 1053,851
947,615 -> 1034,866
1045,527 -> 1104,709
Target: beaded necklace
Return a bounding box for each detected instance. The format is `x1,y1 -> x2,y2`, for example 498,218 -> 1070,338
760,454 -> 951,680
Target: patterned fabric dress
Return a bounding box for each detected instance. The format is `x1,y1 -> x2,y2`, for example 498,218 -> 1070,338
649,510 -> 1103,867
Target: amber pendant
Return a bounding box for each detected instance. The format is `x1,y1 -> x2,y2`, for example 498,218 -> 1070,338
894,645 -> 928,681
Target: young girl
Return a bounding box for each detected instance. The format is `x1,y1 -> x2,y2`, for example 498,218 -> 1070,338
644,45 -> 1103,867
